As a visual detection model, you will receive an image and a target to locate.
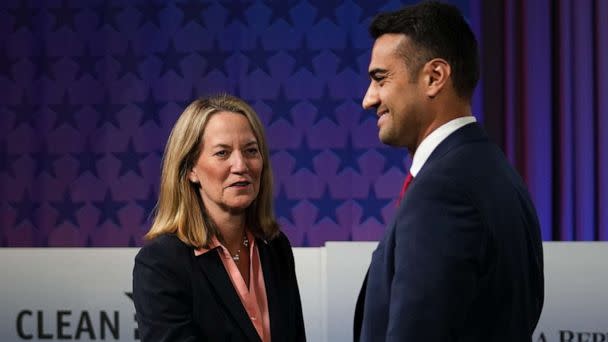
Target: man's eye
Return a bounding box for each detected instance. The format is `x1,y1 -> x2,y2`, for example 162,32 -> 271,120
371,73 -> 385,82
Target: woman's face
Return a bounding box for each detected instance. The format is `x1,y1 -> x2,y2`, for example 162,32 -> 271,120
189,111 -> 263,217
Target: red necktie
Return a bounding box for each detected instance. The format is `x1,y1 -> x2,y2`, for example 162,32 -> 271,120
397,172 -> 414,204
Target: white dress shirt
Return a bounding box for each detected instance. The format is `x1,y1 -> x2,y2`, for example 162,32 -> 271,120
409,116 -> 477,177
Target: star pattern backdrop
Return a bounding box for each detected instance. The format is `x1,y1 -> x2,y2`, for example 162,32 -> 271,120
0,0 -> 476,247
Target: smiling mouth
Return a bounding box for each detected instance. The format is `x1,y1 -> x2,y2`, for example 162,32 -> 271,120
377,110 -> 388,118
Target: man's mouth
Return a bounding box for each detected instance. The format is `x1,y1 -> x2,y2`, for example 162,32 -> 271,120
377,110 -> 388,118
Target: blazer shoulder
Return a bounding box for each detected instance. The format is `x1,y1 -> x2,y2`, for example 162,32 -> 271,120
257,231 -> 296,266
267,231 -> 293,251
135,234 -> 192,266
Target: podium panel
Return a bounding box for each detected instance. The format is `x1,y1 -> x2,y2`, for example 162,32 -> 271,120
1,242 -> 606,341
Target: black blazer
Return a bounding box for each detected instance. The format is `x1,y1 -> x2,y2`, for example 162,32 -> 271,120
354,123 -> 544,341
133,231 -> 306,342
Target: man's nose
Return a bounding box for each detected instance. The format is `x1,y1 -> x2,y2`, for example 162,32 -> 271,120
362,84 -> 378,110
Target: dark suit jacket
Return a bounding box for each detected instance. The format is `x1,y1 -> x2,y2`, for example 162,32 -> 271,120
354,123 -> 544,341
133,231 -> 306,342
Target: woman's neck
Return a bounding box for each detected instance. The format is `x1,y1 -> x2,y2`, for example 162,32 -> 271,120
209,209 -> 246,250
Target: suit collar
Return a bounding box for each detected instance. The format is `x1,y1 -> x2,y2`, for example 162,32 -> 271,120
410,116 -> 477,176
420,122 -> 488,175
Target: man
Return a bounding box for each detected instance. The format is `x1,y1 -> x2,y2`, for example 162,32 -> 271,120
353,2 -> 544,341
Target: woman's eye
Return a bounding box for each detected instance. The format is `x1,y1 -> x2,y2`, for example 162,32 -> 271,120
246,148 -> 260,156
214,150 -> 227,157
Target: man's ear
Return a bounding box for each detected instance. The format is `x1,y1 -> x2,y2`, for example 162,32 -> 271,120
422,58 -> 450,98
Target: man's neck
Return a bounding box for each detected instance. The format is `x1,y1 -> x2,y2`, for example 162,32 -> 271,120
412,98 -> 472,154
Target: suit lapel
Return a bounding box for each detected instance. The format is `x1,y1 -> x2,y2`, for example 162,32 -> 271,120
194,250 -> 261,342
257,239 -> 285,339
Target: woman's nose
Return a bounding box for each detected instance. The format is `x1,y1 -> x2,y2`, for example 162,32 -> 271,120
231,152 -> 248,173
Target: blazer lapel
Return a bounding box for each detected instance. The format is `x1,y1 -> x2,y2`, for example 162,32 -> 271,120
194,250 -> 261,342
257,239 -> 286,339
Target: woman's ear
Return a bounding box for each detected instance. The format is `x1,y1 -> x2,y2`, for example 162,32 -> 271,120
188,169 -> 199,184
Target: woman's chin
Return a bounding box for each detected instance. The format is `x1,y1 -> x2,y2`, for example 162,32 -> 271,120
225,199 -> 255,213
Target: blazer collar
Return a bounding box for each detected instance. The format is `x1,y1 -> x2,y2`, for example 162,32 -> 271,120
194,248 -> 261,342
257,238 -> 286,340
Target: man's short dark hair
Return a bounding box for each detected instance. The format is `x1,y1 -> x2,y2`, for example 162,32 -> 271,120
369,1 -> 480,100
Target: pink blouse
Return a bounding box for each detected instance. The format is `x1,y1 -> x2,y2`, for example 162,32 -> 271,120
195,231 -> 271,342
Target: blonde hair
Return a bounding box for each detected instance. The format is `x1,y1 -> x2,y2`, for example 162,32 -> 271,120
145,94 -> 279,247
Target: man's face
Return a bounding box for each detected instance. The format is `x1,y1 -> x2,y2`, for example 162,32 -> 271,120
362,34 -> 425,151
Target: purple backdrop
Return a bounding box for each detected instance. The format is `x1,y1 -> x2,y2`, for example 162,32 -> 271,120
1,0 -> 606,247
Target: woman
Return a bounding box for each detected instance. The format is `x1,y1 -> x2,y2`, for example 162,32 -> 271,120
133,94 -> 306,342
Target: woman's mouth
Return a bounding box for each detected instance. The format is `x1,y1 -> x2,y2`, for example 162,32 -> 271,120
229,181 -> 251,188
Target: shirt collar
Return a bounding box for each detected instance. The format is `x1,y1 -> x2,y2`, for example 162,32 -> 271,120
410,116 -> 477,177
194,230 -> 255,257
